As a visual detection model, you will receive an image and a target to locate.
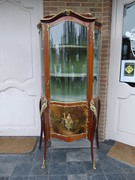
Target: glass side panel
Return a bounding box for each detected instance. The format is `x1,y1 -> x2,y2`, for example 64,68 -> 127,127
120,1 -> 135,86
93,29 -> 100,98
49,21 -> 87,102
40,31 -> 45,96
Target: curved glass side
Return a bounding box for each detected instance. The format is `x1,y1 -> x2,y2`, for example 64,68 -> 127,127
49,21 -> 88,102
40,31 -> 45,96
93,29 -> 100,98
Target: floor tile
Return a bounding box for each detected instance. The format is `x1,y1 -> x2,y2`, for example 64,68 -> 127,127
0,177 -> 9,180
0,156 -> 5,163
103,140 -> 115,146
49,162 -> 66,175
0,163 -> 15,176
16,153 -> 36,163
10,176 -> 29,180
66,149 -> 91,162
30,162 -> 50,176
11,163 -> 32,176
34,150 -> 50,164
106,173 -> 126,180
0,155 -> 18,163
50,149 -> 66,162
100,156 -> 122,174
119,162 -> 135,173
49,175 -> 67,180
67,162 -> 85,174
87,174 -> 106,180
67,174 -> 87,180
29,175 -> 49,180
0,138 -> 135,180
123,173 -> 135,180
84,161 -> 104,175
99,143 -> 112,155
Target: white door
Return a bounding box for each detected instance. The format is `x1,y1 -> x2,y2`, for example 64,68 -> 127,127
0,0 -> 43,136
106,0 -> 135,146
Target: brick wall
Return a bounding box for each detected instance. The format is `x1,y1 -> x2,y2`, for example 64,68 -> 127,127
43,0 -> 112,141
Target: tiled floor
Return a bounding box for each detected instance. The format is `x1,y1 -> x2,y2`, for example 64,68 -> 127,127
0,138 -> 135,180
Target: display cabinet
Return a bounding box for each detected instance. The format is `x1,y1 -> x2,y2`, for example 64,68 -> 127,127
38,9 -> 101,169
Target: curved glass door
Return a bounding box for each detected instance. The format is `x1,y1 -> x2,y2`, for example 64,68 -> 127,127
40,30 -> 45,96
49,21 -> 88,102
93,29 -> 100,97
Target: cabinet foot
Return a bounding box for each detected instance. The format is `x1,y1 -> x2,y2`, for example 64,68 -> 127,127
42,158 -> 45,169
92,160 -> 96,170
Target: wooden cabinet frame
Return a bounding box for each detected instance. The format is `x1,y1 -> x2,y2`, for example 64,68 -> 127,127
38,9 -> 101,170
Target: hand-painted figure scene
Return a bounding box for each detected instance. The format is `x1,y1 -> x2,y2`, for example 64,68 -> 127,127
50,104 -> 88,136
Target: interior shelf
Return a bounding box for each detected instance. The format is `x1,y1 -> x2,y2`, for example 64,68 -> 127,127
50,73 -> 87,77
50,45 -> 87,49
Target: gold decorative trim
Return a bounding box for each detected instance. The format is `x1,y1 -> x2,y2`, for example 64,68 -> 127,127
42,158 -> 45,169
86,114 -> 89,139
90,99 -> 97,128
47,24 -> 50,31
92,160 -> 96,170
40,97 -> 47,117
51,132 -> 86,138
40,9 -> 97,21
65,9 -> 71,16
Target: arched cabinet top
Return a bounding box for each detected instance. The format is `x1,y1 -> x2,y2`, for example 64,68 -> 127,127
37,9 -> 101,29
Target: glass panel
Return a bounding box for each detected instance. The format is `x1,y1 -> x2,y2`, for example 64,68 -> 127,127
40,31 -> 45,96
120,1 -> 135,86
49,21 -> 87,102
93,29 -> 100,97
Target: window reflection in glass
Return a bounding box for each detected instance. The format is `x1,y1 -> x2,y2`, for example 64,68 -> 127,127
122,1 -> 135,60
120,1 -> 135,86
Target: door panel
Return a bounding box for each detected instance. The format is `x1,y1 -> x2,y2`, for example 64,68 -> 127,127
0,0 -> 43,136
107,0 -> 135,146
117,96 -> 135,134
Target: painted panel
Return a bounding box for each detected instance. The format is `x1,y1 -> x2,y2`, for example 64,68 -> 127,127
50,103 -> 88,137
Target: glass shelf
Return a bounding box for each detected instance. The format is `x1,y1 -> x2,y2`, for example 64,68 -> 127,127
50,95 -> 87,102
50,73 -> 87,77
92,29 -> 100,98
50,45 -> 87,49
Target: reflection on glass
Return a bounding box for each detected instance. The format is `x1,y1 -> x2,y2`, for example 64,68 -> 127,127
49,21 -> 87,102
120,1 -> 135,86
121,1 -> 135,60
93,29 -> 99,97
40,32 -> 45,96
